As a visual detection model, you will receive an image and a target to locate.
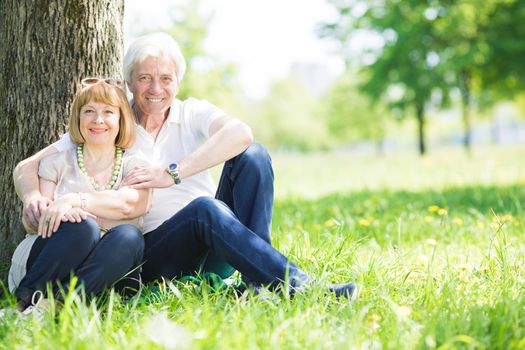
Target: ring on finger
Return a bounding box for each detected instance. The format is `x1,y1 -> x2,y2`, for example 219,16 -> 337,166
45,217 -> 51,224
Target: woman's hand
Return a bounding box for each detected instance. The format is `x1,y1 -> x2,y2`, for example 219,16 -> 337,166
37,193 -> 80,238
61,207 -> 96,223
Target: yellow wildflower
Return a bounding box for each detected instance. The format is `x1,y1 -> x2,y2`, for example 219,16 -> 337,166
369,313 -> 381,322
457,262 -> 471,270
424,216 -> 434,223
453,218 -> 463,225
501,214 -> 513,222
358,219 -> 370,227
368,313 -> 381,331
428,205 -> 440,212
417,254 -> 429,268
425,238 -> 437,246
397,305 -> 412,317
438,208 -> 448,216
324,219 -> 335,228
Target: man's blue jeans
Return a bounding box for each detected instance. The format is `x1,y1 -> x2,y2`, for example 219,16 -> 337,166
15,219 -> 144,307
141,143 -> 309,288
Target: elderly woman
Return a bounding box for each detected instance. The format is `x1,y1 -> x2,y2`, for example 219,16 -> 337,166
6,78 -> 151,315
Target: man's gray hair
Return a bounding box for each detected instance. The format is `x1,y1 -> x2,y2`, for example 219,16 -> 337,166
123,32 -> 187,82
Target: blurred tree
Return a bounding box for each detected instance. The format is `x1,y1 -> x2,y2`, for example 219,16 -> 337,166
151,0 -> 251,124
515,94 -> 525,116
161,0 -> 215,99
323,0 -> 525,153
0,0 -> 124,277
408,0 -> 525,150
323,70 -> 388,153
411,0 -> 525,148
431,2 -> 489,150
322,0 -> 448,155
481,0 -> 525,97
257,77 -> 331,151
152,0 -> 333,150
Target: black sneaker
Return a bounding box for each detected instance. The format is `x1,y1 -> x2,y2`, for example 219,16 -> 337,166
327,282 -> 357,299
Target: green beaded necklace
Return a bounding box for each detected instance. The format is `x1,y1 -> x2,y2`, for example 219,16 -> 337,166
76,144 -> 123,191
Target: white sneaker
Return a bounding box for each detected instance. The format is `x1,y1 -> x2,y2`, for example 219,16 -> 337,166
20,291 -> 51,321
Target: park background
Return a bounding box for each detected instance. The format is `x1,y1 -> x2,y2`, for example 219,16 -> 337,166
1,0 -> 525,349
124,0 -> 525,155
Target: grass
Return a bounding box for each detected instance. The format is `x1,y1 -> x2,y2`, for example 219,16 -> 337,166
2,144 -> 525,349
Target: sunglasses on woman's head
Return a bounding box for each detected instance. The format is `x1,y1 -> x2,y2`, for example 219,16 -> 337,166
81,77 -> 124,88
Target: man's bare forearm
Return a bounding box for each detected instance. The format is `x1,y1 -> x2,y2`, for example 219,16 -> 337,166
14,144 -> 60,230
13,145 -> 59,202
123,117 -> 253,190
179,118 -> 253,180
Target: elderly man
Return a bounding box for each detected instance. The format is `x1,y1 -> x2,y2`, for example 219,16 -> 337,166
14,32 -> 355,298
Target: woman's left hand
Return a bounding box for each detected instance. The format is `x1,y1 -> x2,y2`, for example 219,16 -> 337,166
61,207 -> 97,223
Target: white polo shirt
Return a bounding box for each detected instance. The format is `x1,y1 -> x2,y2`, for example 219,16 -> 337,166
54,97 -> 225,233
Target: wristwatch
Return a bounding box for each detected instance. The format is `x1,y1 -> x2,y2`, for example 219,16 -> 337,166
166,163 -> 181,185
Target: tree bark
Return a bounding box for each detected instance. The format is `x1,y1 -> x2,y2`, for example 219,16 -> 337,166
416,102 -> 426,155
459,69 -> 472,152
0,0 -> 124,278
375,137 -> 385,156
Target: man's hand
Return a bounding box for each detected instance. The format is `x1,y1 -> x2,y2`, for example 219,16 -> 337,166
121,165 -> 175,189
23,194 -> 52,232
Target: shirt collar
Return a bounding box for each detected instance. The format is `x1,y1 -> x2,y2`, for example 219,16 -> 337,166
166,99 -> 181,124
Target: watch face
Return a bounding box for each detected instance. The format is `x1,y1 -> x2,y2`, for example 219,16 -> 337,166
169,163 -> 178,171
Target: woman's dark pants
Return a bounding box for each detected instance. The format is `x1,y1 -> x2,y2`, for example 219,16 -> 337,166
15,219 -> 144,307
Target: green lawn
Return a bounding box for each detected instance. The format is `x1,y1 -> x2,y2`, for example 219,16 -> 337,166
2,145 -> 525,349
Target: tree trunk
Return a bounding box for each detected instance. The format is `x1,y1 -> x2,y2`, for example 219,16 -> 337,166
0,0 -> 124,278
459,69 -> 472,152
375,137 -> 385,156
416,103 -> 426,155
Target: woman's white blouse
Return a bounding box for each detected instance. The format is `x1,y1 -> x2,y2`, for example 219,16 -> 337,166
38,148 -> 148,231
